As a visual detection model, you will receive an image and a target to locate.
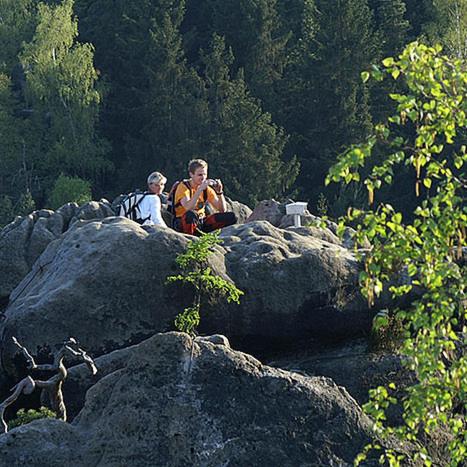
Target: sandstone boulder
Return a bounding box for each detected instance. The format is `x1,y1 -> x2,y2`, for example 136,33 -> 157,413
246,198 -> 285,226
267,339 -> 406,406
209,221 -> 368,347
246,199 -> 362,249
0,217 -> 197,375
0,332 -> 379,466
0,201 -> 115,306
224,197 -> 252,224
1,218 -> 371,377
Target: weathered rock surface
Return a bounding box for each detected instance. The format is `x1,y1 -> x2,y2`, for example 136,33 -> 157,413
63,334 -> 233,421
0,332 -> 378,466
224,196 -> 252,224
267,339 -> 405,406
0,201 -> 114,305
212,221 -> 368,346
246,198 -> 286,226
0,196 -> 251,310
1,217 -> 371,378
246,199 -> 363,249
0,217 -> 194,375
0,217 -> 371,377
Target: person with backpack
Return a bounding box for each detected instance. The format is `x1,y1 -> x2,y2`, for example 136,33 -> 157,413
138,171 -> 168,227
169,159 -> 236,235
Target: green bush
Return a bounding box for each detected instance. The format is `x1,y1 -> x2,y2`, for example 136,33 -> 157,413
370,309 -> 405,352
316,193 -> 329,217
9,407 -> 56,429
15,191 -> 36,217
47,174 -> 92,210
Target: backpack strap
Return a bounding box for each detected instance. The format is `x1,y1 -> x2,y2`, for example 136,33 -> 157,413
173,180 -> 207,209
172,181 -> 189,210
135,191 -> 158,224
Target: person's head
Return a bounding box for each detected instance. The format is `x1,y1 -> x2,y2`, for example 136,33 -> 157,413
147,171 -> 167,194
188,159 -> 208,187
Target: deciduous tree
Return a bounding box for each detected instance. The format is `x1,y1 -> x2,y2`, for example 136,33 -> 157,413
19,0 -> 110,200
328,42 -> 467,466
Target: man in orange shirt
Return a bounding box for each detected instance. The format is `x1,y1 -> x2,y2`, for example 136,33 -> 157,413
173,159 -> 236,235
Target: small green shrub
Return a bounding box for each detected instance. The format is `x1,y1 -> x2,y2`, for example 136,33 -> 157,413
15,191 -> 36,217
316,192 -> 329,217
47,174 -> 92,210
9,407 -> 56,429
370,309 -> 405,352
167,231 -> 243,336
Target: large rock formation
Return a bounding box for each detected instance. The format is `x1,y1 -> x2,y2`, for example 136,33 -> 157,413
0,201 -> 114,306
0,217 -> 370,377
0,217 -> 192,375
0,198 -> 252,310
0,332 -> 379,466
246,199 -> 365,249
215,221 -> 368,347
267,339 -> 407,406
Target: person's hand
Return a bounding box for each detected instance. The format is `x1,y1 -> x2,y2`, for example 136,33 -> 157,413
214,179 -> 223,194
200,179 -> 210,190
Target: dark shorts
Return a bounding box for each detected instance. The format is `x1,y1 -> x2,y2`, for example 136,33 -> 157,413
175,211 -> 237,236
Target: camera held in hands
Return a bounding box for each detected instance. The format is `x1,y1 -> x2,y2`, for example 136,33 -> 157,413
207,179 -> 219,187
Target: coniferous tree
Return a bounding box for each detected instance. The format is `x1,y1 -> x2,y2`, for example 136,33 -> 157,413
0,0 -> 38,208
75,0 -> 192,191
183,0 -> 289,115
137,7 -> 209,188
0,74 -> 24,199
294,0 -> 375,210
403,0 -> 437,40
368,0 -> 410,57
274,0 -> 317,149
201,34 -> 299,206
366,0 -> 410,125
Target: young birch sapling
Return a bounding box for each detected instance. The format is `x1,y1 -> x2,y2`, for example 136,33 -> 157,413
167,231 -> 243,336
327,42 -> 467,466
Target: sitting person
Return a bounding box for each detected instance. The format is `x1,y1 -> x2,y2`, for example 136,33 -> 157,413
173,159 -> 236,235
139,171 -> 168,227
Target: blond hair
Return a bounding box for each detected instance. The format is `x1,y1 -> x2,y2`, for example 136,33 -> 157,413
188,158 -> 208,175
147,171 -> 167,187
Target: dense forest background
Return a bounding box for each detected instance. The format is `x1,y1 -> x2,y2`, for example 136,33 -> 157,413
0,0 -> 466,225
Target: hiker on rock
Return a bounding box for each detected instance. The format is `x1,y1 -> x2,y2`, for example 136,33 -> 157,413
172,159 -> 236,235
139,171 -> 168,227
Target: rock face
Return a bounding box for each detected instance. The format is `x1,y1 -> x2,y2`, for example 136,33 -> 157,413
224,196 -> 252,224
267,339 -> 405,406
0,217 -> 370,376
246,198 -> 286,226
0,332 -> 375,466
246,199 -> 364,249
212,221 -> 368,346
0,217 -> 193,375
1,218 -> 370,377
0,201 -> 114,305
0,197 -> 251,310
